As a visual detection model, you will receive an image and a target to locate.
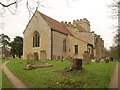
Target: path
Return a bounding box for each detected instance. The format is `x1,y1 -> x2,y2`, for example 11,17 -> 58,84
109,63 -> 120,89
2,60 -> 28,89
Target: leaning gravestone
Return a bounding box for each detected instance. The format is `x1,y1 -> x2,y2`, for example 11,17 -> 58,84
83,51 -> 91,64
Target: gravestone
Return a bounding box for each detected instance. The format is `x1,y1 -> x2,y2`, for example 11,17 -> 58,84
110,57 -> 113,61
95,56 -> 100,63
104,57 -> 109,63
25,53 -> 35,70
70,58 -> 83,71
40,50 -> 47,60
52,55 -> 56,60
77,59 -> 83,70
83,51 -> 91,64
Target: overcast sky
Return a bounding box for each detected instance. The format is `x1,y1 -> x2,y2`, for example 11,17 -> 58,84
0,0 -> 117,49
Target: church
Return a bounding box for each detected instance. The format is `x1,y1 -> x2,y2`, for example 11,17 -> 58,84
23,10 -> 104,62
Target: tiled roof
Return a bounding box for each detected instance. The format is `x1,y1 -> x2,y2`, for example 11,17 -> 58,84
39,12 -> 72,36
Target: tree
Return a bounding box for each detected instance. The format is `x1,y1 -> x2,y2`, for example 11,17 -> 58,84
0,0 -> 44,15
109,46 -> 119,60
0,0 -> 75,15
0,33 -> 10,58
117,1 -> 120,60
10,36 -> 23,58
10,41 -> 16,58
114,30 -> 120,60
109,0 -> 120,60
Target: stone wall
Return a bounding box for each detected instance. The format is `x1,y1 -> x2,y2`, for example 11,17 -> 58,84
62,19 -> 104,61
67,35 -> 88,59
52,31 -> 67,60
94,35 -> 104,60
23,11 -> 51,60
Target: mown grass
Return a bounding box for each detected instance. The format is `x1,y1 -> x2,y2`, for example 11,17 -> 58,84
1,59 -> 14,88
5,59 -> 117,88
2,71 -> 14,88
0,60 -> 2,89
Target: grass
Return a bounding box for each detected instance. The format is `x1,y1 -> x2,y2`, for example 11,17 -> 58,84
0,60 -> 2,89
4,59 -> 117,88
2,71 -> 14,88
1,59 -> 14,88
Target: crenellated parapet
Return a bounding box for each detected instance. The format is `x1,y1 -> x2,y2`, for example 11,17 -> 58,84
61,18 -> 90,32
73,18 -> 90,25
73,18 -> 90,32
61,21 -> 73,27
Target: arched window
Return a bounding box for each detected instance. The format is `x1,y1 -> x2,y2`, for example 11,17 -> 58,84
63,39 -> 66,52
33,31 -> 40,47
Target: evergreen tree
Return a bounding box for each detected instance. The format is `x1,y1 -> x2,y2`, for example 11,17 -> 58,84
0,33 -> 10,58
10,36 -> 23,58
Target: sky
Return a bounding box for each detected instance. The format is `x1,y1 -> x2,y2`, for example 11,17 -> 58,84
0,0 -> 117,49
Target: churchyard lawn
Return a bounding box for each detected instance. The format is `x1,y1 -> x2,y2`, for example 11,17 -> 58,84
2,71 -> 14,88
2,59 -> 14,88
3,59 -> 117,88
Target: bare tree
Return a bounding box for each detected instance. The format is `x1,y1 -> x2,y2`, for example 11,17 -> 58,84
0,0 -> 48,15
108,0 -> 119,18
108,0 -> 120,60
0,0 -> 78,15
0,0 -> 21,14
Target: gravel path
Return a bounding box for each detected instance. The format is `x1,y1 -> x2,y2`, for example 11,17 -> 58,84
2,60 -> 28,89
109,63 -> 119,89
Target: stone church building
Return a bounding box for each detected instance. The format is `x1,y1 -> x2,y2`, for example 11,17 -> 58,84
23,10 -> 104,61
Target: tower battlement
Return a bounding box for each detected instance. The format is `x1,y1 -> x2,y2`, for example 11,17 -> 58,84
61,21 -> 73,27
73,18 -> 90,32
61,18 -> 90,32
73,18 -> 90,25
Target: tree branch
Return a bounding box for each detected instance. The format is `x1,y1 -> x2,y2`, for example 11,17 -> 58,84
0,1 -> 17,7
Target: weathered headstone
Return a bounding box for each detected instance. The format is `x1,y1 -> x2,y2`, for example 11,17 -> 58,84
95,56 -> 100,63
24,53 -> 35,70
70,58 -> 83,71
110,57 -> 113,61
52,55 -> 56,60
104,57 -> 109,63
77,59 -> 83,70
83,51 -> 91,64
